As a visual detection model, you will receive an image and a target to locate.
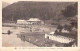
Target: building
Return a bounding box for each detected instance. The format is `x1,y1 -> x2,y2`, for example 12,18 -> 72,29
45,32 -> 75,46
17,19 -> 30,28
45,32 -> 55,39
27,18 -> 44,25
17,20 -> 28,25
16,18 -> 44,28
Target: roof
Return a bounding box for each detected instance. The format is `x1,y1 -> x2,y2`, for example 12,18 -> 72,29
50,32 -> 55,34
17,19 -> 27,24
17,19 -> 27,21
27,18 -> 41,21
45,32 -> 55,35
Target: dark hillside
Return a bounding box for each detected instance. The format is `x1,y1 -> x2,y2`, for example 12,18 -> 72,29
2,1 -> 75,22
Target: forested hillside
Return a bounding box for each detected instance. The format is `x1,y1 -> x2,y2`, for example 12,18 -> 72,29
2,1 -> 75,22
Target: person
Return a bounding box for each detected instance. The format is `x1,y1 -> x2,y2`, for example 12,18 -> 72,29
7,30 -> 11,35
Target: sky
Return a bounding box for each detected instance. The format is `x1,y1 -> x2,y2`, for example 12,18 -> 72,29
2,0 -> 20,4
2,0 -> 47,4
2,0 -> 77,4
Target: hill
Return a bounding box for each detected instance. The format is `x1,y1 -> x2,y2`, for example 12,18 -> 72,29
2,1 -> 75,22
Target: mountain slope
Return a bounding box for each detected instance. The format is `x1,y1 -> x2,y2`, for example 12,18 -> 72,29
2,1 -> 75,22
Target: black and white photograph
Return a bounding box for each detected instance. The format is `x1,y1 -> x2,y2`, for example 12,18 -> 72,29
2,1 -> 78,47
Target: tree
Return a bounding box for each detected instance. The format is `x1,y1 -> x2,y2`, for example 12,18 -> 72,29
61,2 -> 78,32
62,2 -> 78,17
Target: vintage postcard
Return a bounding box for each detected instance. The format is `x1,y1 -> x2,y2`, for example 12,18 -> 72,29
0,0 -> 80,51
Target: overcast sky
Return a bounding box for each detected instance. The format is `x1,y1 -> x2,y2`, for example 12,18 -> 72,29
2,0 -> 47,4
2,0 -> 21,4
2,0 -> 77,4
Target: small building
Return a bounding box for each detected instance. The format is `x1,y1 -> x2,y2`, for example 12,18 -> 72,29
17,19 -> 30,27
17,20 -> 27,25
45,32 -> 55,39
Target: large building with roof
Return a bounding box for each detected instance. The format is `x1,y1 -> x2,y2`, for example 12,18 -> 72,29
27,18 -> 44,25
16,18 -> 44,28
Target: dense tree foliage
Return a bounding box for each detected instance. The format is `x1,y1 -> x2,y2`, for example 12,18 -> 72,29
61,2 -> 78,32
62,2 -> 78,17
2,1 -> 74,22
